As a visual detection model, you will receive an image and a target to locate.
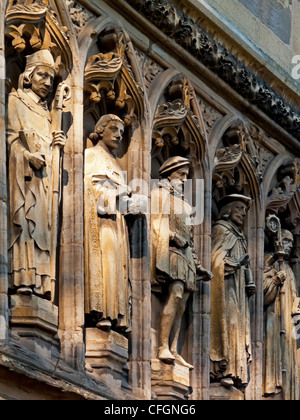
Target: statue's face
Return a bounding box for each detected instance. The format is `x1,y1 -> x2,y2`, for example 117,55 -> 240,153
282,236 -> 293,256
101,120 -> 124,152
169,166 -> 189,183
30,65 -> 55,99
168,166 -> 189,193
229,201 -> 248,227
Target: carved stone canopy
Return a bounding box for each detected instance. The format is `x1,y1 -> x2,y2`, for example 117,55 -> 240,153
125,0 -> 300,142
213,121 -> 261,209
84,27 -> 144,128
266,158 -> 300,215
152,76 -> 205,166
5,0 -> 72,79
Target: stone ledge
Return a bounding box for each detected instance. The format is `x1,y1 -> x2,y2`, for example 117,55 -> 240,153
151,359 -> 191,400
0,341 -> 137,400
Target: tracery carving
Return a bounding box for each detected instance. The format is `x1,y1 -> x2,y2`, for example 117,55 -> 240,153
5,0 -> 72,79
84,27 -> 144,128
152,76 -> 206,166
125,0 -> 300,141
212,121 -> 262,208
266,159 -> 300,215
65,0 -> 94,34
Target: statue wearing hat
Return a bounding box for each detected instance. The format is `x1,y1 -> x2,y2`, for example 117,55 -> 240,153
210,194 -> 256,389
151,156 -> 213,368
7,50 -> 66,300
263,229 -> 300,400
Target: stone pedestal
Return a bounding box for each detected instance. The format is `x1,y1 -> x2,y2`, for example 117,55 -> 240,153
9,295 -> 59,360
151,359 -> 190,400
209,383 -> 245,400
85,328 -> 129,389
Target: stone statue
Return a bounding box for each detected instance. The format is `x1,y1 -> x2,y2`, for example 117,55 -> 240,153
210,194 -> 256,388
7,50 -> 66,301
263,229 -> 300,400
151,156 -> 213,368
84,114 -> 146,332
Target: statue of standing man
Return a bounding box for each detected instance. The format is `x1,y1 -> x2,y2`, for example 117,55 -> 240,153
210,194 -> 256,389
84,114 -> 146,332
151,156 -> 213,368
263,229 -> 300,400
8,50 -> 66,301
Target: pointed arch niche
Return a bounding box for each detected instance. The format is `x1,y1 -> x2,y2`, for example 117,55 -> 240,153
148,70 -> 212,400
81,18 -> 152,399
209,115 -> 264,400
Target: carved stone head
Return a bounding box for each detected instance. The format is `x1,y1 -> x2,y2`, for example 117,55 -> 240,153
19,50 -> 56,98
89,114 -> 125,152
159,156 -> 190,178
282,229 -> 294,257
218,194 -> 252,227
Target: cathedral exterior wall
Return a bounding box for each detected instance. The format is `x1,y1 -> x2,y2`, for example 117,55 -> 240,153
0,0 -> 299,401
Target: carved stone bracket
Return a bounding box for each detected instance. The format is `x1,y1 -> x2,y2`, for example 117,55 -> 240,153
152,76 -> 205,163
125,0 -> 300,142
266,158 -> 300,215
84,27 -> 144,127
5,0 -> 72,76
213,121 -> 262,205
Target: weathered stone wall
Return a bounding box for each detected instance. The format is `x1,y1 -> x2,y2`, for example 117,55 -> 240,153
183,0 -> 300,99
0,0 -> 299,401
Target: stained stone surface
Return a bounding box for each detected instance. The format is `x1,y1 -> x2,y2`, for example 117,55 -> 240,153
239,0 -> 291,44
0,0 -> 300,401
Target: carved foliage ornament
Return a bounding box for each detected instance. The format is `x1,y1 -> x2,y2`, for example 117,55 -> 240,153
125,0 -> 300,140
267,158 -> 300,215
152,77 -> 204,161
5,0 -> 72,74
84,28 -> 144,127
213,122 -> 263,203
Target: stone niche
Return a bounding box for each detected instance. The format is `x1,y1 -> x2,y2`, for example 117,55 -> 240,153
1,0 -> 300,402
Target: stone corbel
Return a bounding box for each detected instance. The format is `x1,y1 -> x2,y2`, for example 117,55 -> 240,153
5,0 -> 72,77
152,76 -> 205,162
84,27 -> 144,128
266,158 -> 300,215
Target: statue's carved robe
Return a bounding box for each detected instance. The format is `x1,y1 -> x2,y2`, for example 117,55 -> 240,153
210,220 -> 252,386
263,257 -> 299,400
8,88 -> 53,296
151,180 -> 197,292
84,144 -> 130,329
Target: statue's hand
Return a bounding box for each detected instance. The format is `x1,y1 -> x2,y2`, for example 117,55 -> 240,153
275,271 -> 286,287
196,265 -> 214,282
170,233 -> 188,248
239,253 -> 251,267
128,194 -> 148,215
52,131 -> 66,148
26,152 -> 46,170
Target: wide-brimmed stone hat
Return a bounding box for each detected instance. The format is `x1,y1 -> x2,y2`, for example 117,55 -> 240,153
217,194 -> 252,210
159,156 -> 190,176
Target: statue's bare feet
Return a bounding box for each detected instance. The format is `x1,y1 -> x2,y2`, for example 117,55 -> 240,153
221,378 -> 234,389
158,347 -> 175,363
173,353 -> 194,370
